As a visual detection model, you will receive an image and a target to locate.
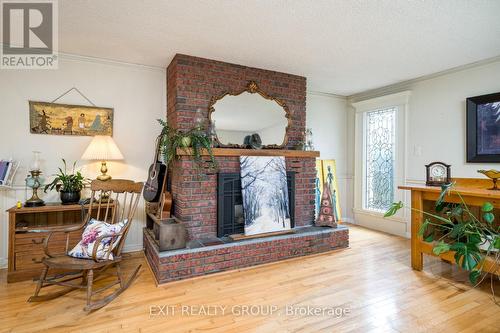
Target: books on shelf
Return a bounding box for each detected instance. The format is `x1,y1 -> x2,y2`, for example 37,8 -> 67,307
0,159 -> 19,187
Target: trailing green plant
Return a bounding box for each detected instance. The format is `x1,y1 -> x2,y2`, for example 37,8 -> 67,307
385,183 -> 499,293
44,159 -> 89,193
157,119 -> 217,170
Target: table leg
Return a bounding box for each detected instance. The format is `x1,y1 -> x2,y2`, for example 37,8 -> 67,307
411,190 -> 423,271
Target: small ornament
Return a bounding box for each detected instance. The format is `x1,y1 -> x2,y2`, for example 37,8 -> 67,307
425,162 -> 451,186
477,169 -> 500,191
315,183 -> 337,228
16,201 -> 22,209
304,128 -> 315,151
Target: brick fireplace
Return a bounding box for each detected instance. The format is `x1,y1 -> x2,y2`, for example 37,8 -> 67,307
143,54 -> 349,284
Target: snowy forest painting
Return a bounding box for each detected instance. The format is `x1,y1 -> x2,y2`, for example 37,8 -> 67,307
240,156 -> 290,236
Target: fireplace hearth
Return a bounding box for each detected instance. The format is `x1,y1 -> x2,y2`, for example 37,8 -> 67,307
143,54 -> 349,284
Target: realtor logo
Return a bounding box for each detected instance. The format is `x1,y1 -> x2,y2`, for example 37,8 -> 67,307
1,0 -> 58,69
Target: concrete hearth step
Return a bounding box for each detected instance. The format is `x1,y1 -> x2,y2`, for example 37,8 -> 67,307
143,225 -> 349,285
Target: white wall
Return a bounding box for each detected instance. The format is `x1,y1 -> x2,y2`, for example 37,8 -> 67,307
306,92 -> 350,221
346,59 -> 500,237
0,55 -> 165,267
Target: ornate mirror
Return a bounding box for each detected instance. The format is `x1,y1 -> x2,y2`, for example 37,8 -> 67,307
209,82 -> 290,148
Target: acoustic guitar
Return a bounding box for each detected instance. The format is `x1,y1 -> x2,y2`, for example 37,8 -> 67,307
144,135 -> 167,202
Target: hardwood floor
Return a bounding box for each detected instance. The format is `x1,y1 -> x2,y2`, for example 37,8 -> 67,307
1,225 -> 499,333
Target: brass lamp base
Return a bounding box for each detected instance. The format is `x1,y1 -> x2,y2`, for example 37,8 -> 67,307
25,170 -> 45,207
97,161 -> 112,181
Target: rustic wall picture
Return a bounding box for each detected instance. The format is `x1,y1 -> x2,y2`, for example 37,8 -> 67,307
29,101 -> 113,136
240,156 -> 291,236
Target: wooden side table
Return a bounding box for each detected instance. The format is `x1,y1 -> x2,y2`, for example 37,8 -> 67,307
399,178 -> 500,276
6,203 -> 114,283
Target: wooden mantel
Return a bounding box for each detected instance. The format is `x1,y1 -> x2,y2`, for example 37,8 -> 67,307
176,148 -> 320,158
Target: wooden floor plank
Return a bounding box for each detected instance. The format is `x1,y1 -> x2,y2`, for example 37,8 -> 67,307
0,224 -> 499,332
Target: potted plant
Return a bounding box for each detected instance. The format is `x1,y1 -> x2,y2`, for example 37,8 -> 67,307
44,159 -> 89,204
157,119 -> 217,170
385,184 -> 499,290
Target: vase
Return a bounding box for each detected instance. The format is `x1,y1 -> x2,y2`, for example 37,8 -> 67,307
60,190 -> 81,205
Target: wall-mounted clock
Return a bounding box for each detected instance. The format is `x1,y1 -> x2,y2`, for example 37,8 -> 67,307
425,162 -> 451,186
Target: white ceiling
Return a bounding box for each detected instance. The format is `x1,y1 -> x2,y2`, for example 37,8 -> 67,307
41,1 -> 500,95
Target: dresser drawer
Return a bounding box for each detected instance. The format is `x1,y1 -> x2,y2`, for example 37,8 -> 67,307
14,232 -> 82,261
14,253 -> 46,270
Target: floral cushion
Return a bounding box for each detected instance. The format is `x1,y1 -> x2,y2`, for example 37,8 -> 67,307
68,218 -> 128,260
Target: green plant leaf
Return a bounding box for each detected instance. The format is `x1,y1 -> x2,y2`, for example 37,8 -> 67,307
483,212 -> 495,224
469,270 -> 481,285
418,219 -> 431,237
384,201 -> 403,217
449,205 -> 463,219
450,223 -> 465,239
467,233 -> 482,245
481,202 -> 494,212
450,242 -> 481,271
435,183 -> 452,208
494,237 -> 500,250
424,233 -> 434,242
433,241 -> 450,255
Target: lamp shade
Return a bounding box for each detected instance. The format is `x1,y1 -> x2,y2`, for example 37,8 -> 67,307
81,136 -> 124,161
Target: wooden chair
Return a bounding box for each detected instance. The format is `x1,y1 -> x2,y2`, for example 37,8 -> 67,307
28,179 -> 144,312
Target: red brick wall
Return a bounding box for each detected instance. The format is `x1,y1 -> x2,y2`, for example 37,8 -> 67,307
167,54 -> 306,147
144,227 -> 349,284
167,54 -> 313,240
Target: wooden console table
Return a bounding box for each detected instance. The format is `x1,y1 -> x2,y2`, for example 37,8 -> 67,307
400,178 -> 499,276
6,202 -> 115,283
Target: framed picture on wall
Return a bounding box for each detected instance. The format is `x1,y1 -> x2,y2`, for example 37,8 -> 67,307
466,92 -> 500,162
29,101 -> 114,136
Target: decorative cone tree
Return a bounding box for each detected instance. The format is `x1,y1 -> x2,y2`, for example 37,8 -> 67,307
315,182 -> 337,228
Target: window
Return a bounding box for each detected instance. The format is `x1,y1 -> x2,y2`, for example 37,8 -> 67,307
352,91 -> 409,234
363,107 -> 396,212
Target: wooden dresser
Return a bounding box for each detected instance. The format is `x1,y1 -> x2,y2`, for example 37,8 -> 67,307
6,203 -> 114,283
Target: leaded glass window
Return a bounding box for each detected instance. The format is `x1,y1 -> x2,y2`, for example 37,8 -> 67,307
364,107 -> 396,212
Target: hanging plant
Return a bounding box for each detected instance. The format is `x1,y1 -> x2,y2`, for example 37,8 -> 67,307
157,119 -> 217,170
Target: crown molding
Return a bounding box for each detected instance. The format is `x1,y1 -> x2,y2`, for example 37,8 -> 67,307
307,90 -> 347,99
352,91 -> 411,112
0,43 -> 165,72
348,54 -> 500,102
58,52 -> 165,72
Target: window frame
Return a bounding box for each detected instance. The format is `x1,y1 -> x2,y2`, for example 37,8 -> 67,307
353,91 -> 410,219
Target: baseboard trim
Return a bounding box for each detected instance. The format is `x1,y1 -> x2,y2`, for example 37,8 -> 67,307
352,210 -> 408,238
123,244 -> 143,253
341,217 -> 355,224
0,257 -> 7,269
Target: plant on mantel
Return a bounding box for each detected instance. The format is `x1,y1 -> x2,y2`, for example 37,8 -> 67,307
157,119 -> 217,170
385,184 -> 499,302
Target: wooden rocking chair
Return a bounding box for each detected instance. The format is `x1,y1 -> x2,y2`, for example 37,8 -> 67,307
28,179 -> 144,312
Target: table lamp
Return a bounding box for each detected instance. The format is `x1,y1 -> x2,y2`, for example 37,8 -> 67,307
81,136 -> 124,181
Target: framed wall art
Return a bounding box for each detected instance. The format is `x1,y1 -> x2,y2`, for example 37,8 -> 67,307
240,156 -> 291,236
29,101 -> 113,136
466,92 -> 500,162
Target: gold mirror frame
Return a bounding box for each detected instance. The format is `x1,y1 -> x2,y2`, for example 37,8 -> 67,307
208,81 -> 291,149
